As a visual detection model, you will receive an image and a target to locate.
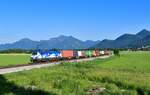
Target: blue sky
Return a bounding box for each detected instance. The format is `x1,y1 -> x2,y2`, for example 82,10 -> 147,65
0,0 -> 150,43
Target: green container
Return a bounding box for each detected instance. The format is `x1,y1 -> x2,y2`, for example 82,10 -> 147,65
85,50 -> 92,57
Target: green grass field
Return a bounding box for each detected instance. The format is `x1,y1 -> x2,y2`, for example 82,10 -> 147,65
0,51 -> 150,95
0,54 -> 30,67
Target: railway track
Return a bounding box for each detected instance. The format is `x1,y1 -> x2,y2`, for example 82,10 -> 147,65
0,55 -> 110,74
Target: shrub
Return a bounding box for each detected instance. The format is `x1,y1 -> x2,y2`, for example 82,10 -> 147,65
113,49 -> 120,56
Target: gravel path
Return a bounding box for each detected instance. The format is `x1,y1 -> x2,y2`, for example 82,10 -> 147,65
0,55 -> 110,74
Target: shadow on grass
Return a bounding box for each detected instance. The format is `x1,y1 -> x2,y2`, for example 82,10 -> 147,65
0,75 -> 56,95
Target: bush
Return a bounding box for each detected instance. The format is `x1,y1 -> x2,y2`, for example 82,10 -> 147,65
113,49 -> 120,56
0,49 -> 32,54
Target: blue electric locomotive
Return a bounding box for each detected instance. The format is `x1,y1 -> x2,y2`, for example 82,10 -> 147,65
31,50 -> 61,62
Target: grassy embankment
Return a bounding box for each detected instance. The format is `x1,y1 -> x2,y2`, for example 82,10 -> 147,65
0,51 -> 150,95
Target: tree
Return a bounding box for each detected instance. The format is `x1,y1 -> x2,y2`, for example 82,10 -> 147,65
113,49 -> 120,56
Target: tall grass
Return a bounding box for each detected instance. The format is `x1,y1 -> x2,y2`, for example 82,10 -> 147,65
1,51 -> 150,95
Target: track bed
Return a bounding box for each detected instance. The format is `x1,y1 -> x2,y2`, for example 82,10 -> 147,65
0,55 -> 110,74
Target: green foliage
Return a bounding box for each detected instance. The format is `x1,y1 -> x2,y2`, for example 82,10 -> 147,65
0,49 -> 32,54
113,49 -> 120,56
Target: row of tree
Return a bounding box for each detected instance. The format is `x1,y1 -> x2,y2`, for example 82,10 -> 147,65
0,49 -> 32,54
0,47 -> 149,54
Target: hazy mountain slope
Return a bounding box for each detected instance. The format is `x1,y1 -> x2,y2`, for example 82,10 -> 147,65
84,40 -> 100,48
38,35 -> 85,49
0,36 -> 99,50
136,29 -> 150,39
129,35 -> 150,48
113,34 -> 139,48
0,38 -> 39,50
1,29 -> 150,50
93,29 -> 150,48
93,39 -> 114,48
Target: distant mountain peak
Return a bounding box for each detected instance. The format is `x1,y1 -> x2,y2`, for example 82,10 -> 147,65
137,29 -> 150,34
68,35 -> 75,38
0,35 -> 100,50
115,34 -> 135,41
58,35 -> 67,37
84,40 -> 94,43
136,29 -> 150,39
20,38 -> 31,41
54,35 -> 75,39
102,39 -> 112,41
93,29 -> 150,48
49,35 -> 67,40
17,38 -> 33,42
140,29 -> 149,32
1,29 -> 150,50
119,33 -> 134,37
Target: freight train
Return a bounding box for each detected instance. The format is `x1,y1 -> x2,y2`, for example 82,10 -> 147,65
31,49 -> 110,63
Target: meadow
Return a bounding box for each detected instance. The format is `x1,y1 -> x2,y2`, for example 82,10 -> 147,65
0,54 -> 30,67
0,51 -> 150,95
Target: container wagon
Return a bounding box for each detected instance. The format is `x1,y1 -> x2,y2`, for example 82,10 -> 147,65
95,49 -> 100,56
73,50 -> 78,58
92,50 -> 97,57
61,50 -> 74,59
99,50 -> 105,56
85,50 -> 93,57
77,51 -> 85,58
104,49 -> 110,55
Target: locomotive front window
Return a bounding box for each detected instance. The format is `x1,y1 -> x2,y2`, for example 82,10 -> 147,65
32,52 -> 37,55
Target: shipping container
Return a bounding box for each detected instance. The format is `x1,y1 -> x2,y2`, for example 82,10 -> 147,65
85,50 -> 92,57
92,50 -> 97,56
100,50 -> 105,55
77,51 -> 82,56
95,49 -> 100,56
73,50 -> 78,58
82,51 -> 85,57
104,50 -> 110,55
61,50 -> 74,58
77,51 -> 85,57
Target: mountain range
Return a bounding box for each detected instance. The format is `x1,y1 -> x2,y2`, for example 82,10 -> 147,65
93,29 -> 150,48
0,35 -> 100,50
0,29 -> 150,50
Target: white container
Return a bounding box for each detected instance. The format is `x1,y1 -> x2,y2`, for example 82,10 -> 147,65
78,51 -> 82,56
100,51 -> 105,54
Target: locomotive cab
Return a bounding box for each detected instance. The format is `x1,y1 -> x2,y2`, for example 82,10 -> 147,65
31,51 -> 42,63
